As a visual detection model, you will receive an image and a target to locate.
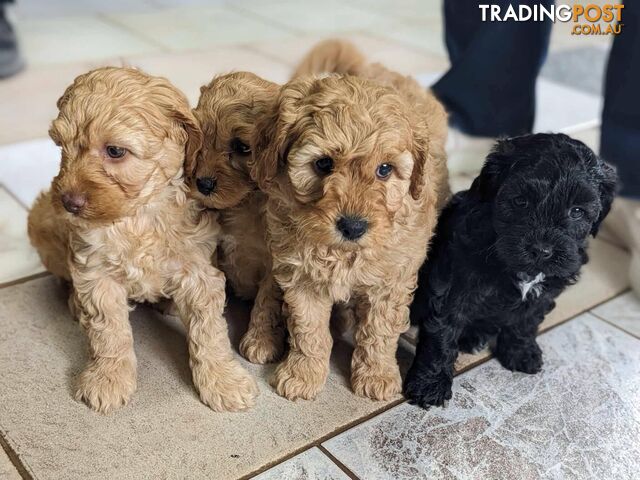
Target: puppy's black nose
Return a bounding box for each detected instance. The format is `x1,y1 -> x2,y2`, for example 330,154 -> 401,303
531,243 -> 554,260
61,193 -> 86,214
336,215 -> 368,241
196,177 -> 216,196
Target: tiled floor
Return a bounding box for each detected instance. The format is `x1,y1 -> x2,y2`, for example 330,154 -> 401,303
0,1 -> 636,479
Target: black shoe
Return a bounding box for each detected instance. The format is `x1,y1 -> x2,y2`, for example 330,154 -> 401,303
0,6 -> 24,78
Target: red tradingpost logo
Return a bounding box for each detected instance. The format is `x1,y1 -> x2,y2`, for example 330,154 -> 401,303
478,3 -> 624,35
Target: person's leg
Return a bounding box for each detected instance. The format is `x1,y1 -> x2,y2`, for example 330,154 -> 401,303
600,0 -> 640,294
433,0 -> 553,137
0,0 -> 23,78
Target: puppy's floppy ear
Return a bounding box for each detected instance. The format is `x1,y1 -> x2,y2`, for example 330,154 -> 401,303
250,82 -> 303,191
408,92 -> 448,201
589,157 -> 618,237
408,123 -> 432,201
170,105 -> 203,178
149,76 -> 203,177
251,102 -> 282,191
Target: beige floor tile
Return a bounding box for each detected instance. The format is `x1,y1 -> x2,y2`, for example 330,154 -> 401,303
0,277 -> 409,480
125,47 -> 291,106
448,174 -> 474,194
0,138 -> 61,207
0,448 -> 21,480
350,0 -> 442,22
404,238 -> 630,373
570,126 -> 601,153
0,60 -> 121,145
370,19 -> 447,58
247,32 -> 448,76
0,188 -> 44,285
233,0 -> 389,34
592,292 -> 640,338
324,314 -> 640,479
13,0 -> 158,18
14,16 -> 161,67
253,448 -> 348,480
106,6 -> 294,52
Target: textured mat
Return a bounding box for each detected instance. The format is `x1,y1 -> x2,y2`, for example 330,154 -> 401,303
0,277 -> 409,480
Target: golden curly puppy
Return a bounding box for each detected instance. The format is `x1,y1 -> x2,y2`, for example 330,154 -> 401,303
251,40 -> 449,401
189,72 -> 286,364
27,67 -> 258,413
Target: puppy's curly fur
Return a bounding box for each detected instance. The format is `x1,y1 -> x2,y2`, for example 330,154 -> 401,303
404,133 -> 617,409
190,72 -> 286,364
252,40 -> 449,401
27,67 -> 258,413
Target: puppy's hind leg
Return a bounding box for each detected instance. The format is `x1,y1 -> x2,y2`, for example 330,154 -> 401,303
172,264 -> 258,412
239,273 -> 286,364
351,288 -> 411,401
73,274 -> 137,414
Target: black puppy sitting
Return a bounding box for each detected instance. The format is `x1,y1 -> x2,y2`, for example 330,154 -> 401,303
404,133 -> 617,409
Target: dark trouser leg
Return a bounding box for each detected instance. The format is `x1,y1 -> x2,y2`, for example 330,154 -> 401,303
0,0 -> 23,79
601,1 -> 640,199
433,0 -> 553,137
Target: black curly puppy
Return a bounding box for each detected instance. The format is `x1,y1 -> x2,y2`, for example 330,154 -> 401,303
404,133 -> 617,409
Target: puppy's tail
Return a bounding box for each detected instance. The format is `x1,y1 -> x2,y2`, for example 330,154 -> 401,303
292,39 -> 366,78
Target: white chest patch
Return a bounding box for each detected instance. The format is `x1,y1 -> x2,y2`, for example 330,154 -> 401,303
517,272 -> 546,301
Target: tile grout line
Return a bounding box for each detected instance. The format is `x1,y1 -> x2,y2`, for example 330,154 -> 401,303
240,43 -> 297,69
0,184 -> 30,211
316,444 -> 361,480
588,308 -> 640,340
224,2 -> 307,37
239,289 -> 629,478
237,398 -> 405,479
0,272 -> 50,291
96,12 -> 171,54
0,431 -> 35,480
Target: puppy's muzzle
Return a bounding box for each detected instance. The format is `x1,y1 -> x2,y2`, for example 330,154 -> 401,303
336,215 -> 368,241
529,243 -> 554,261
61,192 -> 87,215
196,177 -> 216,196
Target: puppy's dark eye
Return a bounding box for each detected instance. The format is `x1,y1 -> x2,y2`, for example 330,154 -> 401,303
569,207 -> 586,219
376,163 -> 393,180
513,196 -> 528,208
230,138 -> 251,156
314,156 -> 334,176
106,145 -> 127,159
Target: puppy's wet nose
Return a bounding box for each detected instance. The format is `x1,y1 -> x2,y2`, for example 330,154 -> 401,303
531,243 -> 554,260
336,215 -> 368,241
61,193 -> 86,214
196,177 -> 217,196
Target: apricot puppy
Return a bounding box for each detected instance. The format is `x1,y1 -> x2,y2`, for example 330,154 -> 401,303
28,67 -> 258,413
190,72 -> 286,364
251,41 -> 449,401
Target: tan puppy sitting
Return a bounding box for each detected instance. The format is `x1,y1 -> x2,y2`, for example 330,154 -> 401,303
27,67 -> 258,413
251,41 -> 450,401
190,72 -> 286,364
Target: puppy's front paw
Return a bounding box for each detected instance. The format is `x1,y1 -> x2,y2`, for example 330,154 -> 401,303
75,357 -> 137,414
496,341 -> 543,374
239,328 -> 285,365
351,369 -> 402,401
192,361 -> 259,412
271,356 -> 328,400
403,369 -> 453,409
